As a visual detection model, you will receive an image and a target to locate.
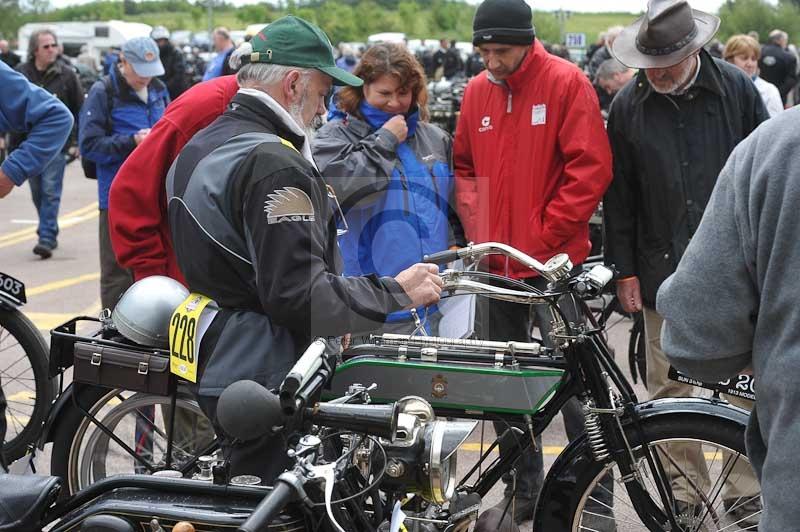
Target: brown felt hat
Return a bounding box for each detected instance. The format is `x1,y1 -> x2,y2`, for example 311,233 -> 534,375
612,0 -> 720,69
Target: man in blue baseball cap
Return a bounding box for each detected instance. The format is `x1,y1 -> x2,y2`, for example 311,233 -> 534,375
80,36 -> 170,311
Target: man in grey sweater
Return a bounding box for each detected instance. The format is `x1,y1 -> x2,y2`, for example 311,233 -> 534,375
658,107 -> 800,530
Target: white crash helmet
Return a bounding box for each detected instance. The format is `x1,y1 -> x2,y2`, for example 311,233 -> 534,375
112,276 -> 189,348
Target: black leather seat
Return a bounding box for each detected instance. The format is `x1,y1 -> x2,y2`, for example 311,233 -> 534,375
0,473 -> 61,530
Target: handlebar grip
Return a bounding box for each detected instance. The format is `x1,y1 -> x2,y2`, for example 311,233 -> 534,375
238,477 -> 296,532
309,402 -> 398,440
423,249 -> 460,265
280,339 -> 327,404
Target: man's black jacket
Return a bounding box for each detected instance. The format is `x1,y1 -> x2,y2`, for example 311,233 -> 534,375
759,43 -> 797,102
604,51 -> 768,306
12,60 -> 83,152
167,92 -> 409,395
158,42 -> 188,100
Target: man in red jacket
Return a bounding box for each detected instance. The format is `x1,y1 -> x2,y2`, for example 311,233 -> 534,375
108,74 -> 239,283
455,0 -> 613,527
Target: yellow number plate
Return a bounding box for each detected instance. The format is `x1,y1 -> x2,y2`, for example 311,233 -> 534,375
169,293 -> 213,383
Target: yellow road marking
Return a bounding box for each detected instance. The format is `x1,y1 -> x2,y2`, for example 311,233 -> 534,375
461,443 -> 564,455
6,391 -> 35,402
27,300 -> 102,330
0,202 -> 98,248
26,273 -> 101,297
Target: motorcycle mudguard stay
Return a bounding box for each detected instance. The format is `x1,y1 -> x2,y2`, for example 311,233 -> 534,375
532,398 -> 751,530
37,382 -> 107,448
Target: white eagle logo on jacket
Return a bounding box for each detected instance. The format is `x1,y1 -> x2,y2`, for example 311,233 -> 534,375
264,186 -> 316,224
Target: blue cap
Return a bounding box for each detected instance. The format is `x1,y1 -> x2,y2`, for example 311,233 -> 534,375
122,37 -> 165,77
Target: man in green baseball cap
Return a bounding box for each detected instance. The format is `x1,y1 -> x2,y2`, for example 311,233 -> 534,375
166,15 -> 443,484
244,15 -> 363,87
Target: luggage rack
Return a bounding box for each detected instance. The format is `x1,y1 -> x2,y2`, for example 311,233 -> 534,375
49,315 -> 169,379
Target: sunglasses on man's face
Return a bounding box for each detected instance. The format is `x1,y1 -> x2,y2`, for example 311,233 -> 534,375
40,43 -> 58,50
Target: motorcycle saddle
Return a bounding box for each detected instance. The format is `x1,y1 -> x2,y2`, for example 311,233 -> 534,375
0,473 -> 62,530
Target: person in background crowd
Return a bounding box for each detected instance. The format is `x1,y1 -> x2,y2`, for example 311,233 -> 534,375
202,27 -> 236,81
605,1 -> 767,527
417,39 -> 436,79
748,30 -> 760,42
77,44 -> 100,73
464,45 -> 485,77
151,26 -> 188,99
12,29 -> 83,259
546,42 -> 571,61
79,37 -> 169,310
584,31 -> 605,68
595,58 -> 635,114
0,40 -> 19,69
103,46 -> 120,75
0,61 -> 72,468
588,25 -> 623,80
109,74 -> 239,283
725,34 -> 783,117
657,97 -> 800,532
705,38 -> 724,59
455,0 -> 613,527
314,42 -> 463,337
433,38 -> 463,79
336,43 -> 358,73
759,29 -> 797,104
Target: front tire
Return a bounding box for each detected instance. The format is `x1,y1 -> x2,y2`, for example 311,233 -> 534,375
535,413 -> 760,531
0,308 -> 55,462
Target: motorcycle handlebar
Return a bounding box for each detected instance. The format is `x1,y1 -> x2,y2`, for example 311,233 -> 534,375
307,402 -> 398,441
423,249 -> 460,265
238,475 -> 297,532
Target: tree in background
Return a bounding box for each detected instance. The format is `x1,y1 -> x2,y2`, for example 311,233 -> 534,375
718,0 -> 800,43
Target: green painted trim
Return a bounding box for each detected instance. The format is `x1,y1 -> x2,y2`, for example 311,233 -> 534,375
320,391 -> 551,414
334,358 -> 565,378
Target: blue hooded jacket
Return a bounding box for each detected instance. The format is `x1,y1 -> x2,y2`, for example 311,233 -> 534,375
314,102 -> 456,327
0,61 -> 73,186
79,68 -> 169,208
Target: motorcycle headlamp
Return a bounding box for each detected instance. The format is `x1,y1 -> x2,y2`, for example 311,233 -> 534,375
421,419 -> 477,504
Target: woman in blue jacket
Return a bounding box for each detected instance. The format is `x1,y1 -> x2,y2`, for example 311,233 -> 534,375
314,43 -> 463,337
79,37 -> 170,310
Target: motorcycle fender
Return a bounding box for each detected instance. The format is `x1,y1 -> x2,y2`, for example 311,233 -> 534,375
37,383 -> 107,448
532,398 -> 750,530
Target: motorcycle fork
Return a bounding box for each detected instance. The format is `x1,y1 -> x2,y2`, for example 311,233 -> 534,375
577,337 -> 685,532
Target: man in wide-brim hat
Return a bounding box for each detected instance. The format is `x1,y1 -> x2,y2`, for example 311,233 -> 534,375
604,0 -> 768,528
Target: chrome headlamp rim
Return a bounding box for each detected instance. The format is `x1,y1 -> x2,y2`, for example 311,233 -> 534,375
425,419 -> 478,505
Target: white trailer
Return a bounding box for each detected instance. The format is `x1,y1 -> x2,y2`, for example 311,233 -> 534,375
17,20 -> 152,63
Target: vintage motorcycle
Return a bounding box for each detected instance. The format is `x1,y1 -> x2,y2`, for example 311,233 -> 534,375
23,243 -> 759,531
0,339 -> 480,531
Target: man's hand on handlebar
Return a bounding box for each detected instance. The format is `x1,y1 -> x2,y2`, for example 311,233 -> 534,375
395,263 -> 443,309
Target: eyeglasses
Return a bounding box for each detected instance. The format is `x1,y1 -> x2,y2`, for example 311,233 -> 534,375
325,184 -> 349,237
40,44 -> 58,50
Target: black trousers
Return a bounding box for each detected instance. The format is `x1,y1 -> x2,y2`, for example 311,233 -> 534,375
476,273 -> 585,500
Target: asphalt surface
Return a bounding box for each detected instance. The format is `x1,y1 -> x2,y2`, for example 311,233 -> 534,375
0,160 -> 655,529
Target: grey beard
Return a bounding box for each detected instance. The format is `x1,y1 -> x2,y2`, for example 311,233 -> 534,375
289,101 -> 325,141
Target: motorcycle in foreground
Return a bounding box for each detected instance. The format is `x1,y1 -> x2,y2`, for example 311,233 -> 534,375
10,243 -> 760,531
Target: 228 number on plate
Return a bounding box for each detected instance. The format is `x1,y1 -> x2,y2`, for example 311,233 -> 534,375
169,293 -> 213,383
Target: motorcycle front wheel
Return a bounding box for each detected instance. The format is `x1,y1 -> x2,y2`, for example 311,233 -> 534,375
537,413 -> 760,532
0,307 -> 55,462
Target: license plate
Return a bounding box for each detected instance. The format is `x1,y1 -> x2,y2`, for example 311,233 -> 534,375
0,272 -> 26,304
668,366 -> 755,401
